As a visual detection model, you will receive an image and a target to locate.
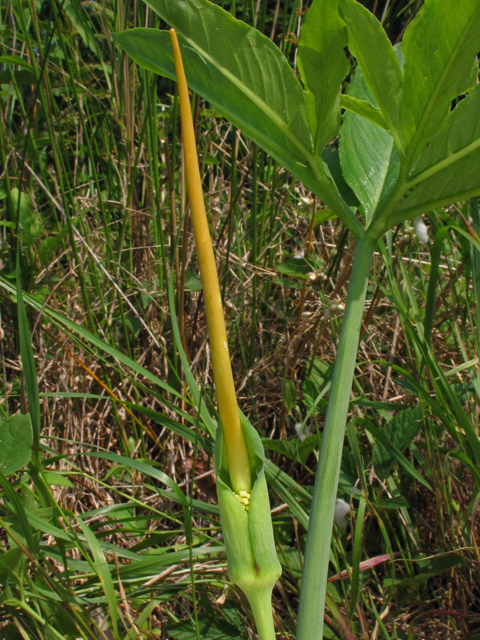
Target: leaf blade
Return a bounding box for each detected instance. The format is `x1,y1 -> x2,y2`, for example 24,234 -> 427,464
339,70 -> 396,224
339,0 -> 403,150
297,0 -> 349,151
0,413 -> 33,477
114,0 -> 315,188
400,0 -> 480,160
409,84 -> 480,188
396,151 -> 480,221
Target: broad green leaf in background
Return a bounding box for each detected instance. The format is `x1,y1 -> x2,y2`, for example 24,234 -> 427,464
384,552 -> 466,588
0,55 -> 35,70
314,209 -> 337,225
114,0 -> 314,190
277,257 -> 322,280
168,614 -> 240,640
339,0 -> 404,152
38,227 -> 69,265
297,0 -> 349,152
64,0 -> 101,57
339,70 -> 396,224
11,188 -> 41,238
372,406 -> 423,480
400,0 -> 480,161
262,435 -> 318,465
183,268 -> 202,292
0,69 -> 36,85
0,413 -> 33,477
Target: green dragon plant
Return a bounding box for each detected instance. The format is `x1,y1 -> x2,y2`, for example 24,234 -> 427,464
115,1 -> 480,639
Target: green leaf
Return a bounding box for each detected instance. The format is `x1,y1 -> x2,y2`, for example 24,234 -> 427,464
277,257 -> 321,280
124,315 -> 141,339
340,95 -> 388,131
37,227 -> 69,264
297,435 -> 319,464
168,615 -> 240,640
282,377 -> 296,412
183,268 -> 202,291
322,148 -> 359,207
42,471 -> 74,488
384,552 -> 466,588
263,435 -> 318,465
277,544 -> 303,578
397,84 -> 480,222
366,419 -> 431,490
0,548 -> 24,583
400,0 -> 480,160
303,358 -> 332,414
396,152 -> 480,222
0,55 -> 35,71
114,0 -> 315,190
411,85 -> 480,182
371,406 -> 423,480
0,476 -> 37,553
339,69 -> 396,224
64,0 -> 101,57
371,496 -> 409,509
11,188 -> 41,238
314,209 -> 336,225
297,0 -> 349,151
0,69 -> 36,85
339,0 -> 403,150
0,413 -> 32,476
116,0 -> 364,239
262,438 -> 298,461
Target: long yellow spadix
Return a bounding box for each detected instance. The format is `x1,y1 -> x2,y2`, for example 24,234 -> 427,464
170,29 -> 251,495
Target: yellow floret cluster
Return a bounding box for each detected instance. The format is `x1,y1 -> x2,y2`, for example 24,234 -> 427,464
235,490 -> 251,512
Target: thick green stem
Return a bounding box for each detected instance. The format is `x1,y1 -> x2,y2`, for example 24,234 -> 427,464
246,586 -> 276,640
297,238 -> 374,640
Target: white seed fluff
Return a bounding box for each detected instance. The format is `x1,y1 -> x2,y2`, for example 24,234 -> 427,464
334,498 -> 351,530
414,216 -> 429,244
294,422 -> 310,442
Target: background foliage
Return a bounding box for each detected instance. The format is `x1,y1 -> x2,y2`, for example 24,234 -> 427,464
0,1 -> 479,639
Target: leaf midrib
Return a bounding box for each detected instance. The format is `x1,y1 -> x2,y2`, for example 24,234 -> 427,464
407,136 -> 480,189
393,185 -> 480,224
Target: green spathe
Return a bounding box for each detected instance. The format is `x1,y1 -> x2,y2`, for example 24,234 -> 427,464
215,412 -> 281,606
